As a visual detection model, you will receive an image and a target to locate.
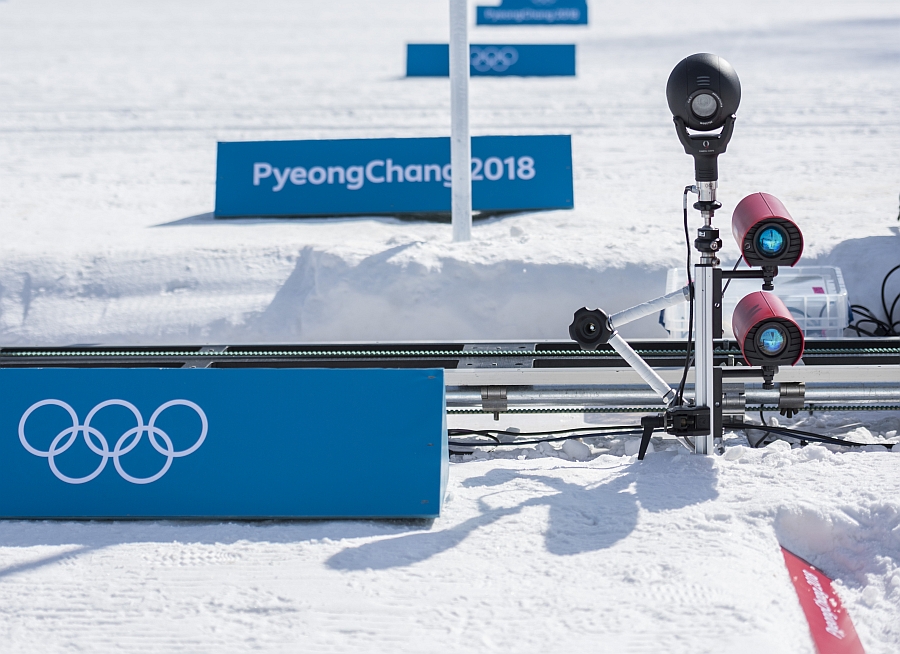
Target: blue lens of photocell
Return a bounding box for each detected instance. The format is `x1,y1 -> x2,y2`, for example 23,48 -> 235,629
758,327 -> 786,355
757,226 -> 786,257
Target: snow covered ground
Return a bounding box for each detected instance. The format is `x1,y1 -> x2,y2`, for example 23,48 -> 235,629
0,416 -> 898,653
0,0 -> 899,652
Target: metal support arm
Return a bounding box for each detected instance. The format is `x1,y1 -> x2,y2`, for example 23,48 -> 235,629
609,285 -> 691,330
608,333 -> 677,406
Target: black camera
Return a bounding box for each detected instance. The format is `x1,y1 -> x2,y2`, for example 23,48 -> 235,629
667,53 -> 741,132
667,53 -> 742,183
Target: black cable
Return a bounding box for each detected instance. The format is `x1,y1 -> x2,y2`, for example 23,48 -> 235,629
753,407 -> 772,446
676,186 -> 695,406
882,264 -> 900,333
449,424 -> 646,439
748,408 -> 893,450
451,421 -> 894,451
848,307 -> 889,337
449,428 -> 655,448
721,257 -> 742,297
746,423 -> 892,450
849,264 -> 900,336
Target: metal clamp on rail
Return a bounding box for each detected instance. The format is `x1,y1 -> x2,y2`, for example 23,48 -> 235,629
481,386 -> 508,420
778,382 -> 805,418
721,383 -> 747,428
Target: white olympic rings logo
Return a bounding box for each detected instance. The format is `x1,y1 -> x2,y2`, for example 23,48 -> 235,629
471,46 -> 519,73
19,399 -> 207,485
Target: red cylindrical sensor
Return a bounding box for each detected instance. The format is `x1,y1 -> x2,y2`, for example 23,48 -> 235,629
732,291 -> 805,366
732,192 -> 803,267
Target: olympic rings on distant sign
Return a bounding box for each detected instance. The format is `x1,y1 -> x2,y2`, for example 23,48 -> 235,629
19,399 -> 207,485
470,46 -> 519,73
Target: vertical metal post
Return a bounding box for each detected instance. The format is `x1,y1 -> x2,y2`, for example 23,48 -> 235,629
449,0 -> 471,242
693,265 -> 715,455
693,180 -> 720,455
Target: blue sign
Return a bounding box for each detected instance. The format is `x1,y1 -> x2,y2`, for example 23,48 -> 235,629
406,44 -> 576,77
476,0 -> 588,25
215,135 -> 573,218
0,368 -> 447,519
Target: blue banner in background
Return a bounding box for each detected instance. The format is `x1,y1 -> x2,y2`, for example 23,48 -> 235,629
406,44 -> 576,77
476,0 -> 588,25
215,135 -> 573,218
0,368 -> 447,519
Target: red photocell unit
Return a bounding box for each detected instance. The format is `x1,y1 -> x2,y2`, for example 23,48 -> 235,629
732,291 -> 805,367
732,192 -> 804,267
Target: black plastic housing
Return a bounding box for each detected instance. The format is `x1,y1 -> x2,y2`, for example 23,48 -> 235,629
666,53 -> 741,131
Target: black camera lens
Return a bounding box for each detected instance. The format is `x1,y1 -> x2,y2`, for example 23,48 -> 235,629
691,93 -> 718,118
756,323 -> 788,356
756,224 -> 788,258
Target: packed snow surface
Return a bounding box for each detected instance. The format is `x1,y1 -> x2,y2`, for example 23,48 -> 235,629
0,0 -> 899,652
1,415 -> 899,653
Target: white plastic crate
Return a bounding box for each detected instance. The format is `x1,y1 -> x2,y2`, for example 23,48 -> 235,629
661,266 -> 850,339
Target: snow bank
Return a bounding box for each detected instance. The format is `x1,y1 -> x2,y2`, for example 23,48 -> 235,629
1,0 -> 898,344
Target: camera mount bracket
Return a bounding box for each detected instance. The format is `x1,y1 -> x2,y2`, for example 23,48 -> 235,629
674,115 -> 736,184
722,265 -> 779,291
722,362 -> 781,390
694,225 -> 723,265
637,406 -> 715,460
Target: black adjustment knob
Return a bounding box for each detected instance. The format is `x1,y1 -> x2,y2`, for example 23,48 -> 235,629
569,307 -> 614,351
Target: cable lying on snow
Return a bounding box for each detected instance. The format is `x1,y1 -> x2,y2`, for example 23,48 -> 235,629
449,422 -> 895,454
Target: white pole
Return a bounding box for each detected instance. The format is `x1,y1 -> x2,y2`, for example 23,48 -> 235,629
449,0 -> 471,242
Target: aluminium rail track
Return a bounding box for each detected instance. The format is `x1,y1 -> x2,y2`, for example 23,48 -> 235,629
2,338 -> 899,369
3,338 -> 899,415
0,338 -> 900,417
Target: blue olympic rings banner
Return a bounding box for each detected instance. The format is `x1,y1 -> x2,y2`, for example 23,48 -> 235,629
406,44 -> 576,77
215,135 -> 573,218
476,0 -> 588,25
0,368 -> 447,519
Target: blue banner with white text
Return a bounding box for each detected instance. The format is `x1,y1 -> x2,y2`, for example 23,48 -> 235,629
406,44 -> 576,77
476,0 -> 588,25
214,135 -> 573,217
0,368 -> 447,519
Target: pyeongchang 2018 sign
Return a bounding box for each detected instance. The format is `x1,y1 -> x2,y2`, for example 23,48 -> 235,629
214,135 -> 573,218
406,44 -> 576,77
476,0 -> 588,26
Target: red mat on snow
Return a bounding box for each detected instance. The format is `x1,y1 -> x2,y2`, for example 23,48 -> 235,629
781,547 -> 865,654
